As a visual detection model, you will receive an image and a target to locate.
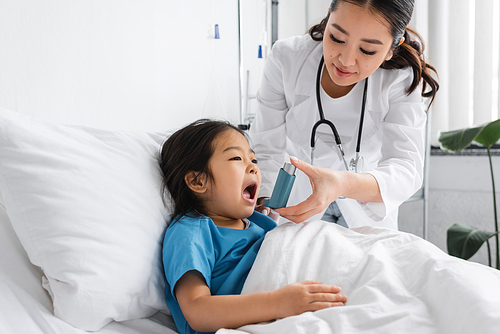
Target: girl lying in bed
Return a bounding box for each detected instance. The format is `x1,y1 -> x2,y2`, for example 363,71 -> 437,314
159,119 -> 347,334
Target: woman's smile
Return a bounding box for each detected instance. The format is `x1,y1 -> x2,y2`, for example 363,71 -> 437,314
334,64 -> 355,78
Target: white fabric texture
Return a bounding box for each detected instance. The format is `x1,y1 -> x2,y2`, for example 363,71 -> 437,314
219,221 -> 500,334
249,34 -> 426,230
0,108 -> 171,331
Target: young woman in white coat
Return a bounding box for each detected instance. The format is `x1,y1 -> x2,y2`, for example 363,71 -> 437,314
250,0 -> 438,229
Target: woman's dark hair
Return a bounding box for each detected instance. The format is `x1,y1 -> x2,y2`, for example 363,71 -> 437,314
159,119 -> 246,221
309,0 -> 439,108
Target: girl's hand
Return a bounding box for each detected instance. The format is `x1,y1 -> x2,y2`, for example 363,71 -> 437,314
255,198 -> 280,222
275,157 -> 344,223
271,281 -> 347,319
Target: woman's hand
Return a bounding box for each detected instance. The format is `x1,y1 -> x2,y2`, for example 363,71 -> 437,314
271,281 -> 347,319
275,157 -> 383,223
275,157 -> 345,223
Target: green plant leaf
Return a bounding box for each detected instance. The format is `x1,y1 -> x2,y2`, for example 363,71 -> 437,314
438,119 -> 500,152
447,223 -> 497,260
438,127 -> 483,152
474,119 -> 500,148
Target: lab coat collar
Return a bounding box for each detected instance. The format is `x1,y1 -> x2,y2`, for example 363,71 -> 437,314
293,41 -> 324,97
293,40 -> 378,116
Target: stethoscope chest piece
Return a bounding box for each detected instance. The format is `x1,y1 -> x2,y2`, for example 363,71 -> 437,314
349,153 -> 364,173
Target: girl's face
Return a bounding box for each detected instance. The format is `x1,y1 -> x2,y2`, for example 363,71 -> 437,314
322,2 -> 395,89
203,129 -> 261,226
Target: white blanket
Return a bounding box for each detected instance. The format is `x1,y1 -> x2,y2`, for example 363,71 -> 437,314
219,221 -> 500,334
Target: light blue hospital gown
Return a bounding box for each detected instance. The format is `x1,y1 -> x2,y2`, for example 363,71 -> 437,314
162,211 -> 277,334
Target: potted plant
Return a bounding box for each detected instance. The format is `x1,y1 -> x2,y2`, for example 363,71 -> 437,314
438,119 -> 500,270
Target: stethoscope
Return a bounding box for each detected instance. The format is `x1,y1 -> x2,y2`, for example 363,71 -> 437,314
310,56 -> 368,173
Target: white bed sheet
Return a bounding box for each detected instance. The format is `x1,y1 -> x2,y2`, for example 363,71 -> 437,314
0,199 -> 178,334
218,221 -> 500,334
4,189 -> 500,334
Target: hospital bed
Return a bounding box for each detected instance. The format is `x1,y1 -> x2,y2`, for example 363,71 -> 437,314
1,108 -> 500,334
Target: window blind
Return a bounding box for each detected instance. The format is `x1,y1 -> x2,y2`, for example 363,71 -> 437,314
416,0 -> 500,145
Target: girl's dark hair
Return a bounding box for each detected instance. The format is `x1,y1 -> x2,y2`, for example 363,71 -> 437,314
309,0 -> 439,108
159,119 -> 246,220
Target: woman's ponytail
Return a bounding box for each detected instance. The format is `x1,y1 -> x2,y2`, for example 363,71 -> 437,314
381,27 -> 439,109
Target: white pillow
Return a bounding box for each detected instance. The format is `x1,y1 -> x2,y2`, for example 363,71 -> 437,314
0,108 -> 171,331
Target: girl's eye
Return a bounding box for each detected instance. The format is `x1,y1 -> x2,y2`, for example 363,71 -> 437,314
252,159 -> 258,164
230,157 -> 242,161
361,48 -> 376,56
330,34 -> 344,44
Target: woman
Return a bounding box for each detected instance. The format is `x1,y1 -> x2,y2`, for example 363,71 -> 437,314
250,0 -> 438,229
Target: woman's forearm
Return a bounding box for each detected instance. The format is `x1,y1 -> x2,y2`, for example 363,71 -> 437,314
339,171 -> 383,203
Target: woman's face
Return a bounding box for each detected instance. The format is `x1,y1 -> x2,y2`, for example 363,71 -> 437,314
322,2 -> 395,88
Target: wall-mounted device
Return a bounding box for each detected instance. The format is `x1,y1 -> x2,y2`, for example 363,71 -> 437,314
262,162 -> 296,209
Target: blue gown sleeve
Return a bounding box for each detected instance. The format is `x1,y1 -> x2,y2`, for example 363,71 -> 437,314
162,221 -> 215,298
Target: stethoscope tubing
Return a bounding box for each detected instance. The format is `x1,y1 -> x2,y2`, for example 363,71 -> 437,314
357,71 -> 368,153
311,56 -> 368,171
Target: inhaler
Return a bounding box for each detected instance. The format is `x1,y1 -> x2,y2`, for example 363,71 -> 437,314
262,162 -> 296,209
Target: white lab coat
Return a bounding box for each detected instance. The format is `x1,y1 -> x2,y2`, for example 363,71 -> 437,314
249,34 -> 426,230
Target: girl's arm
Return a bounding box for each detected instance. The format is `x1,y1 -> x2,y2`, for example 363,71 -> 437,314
175,270 -> 347,333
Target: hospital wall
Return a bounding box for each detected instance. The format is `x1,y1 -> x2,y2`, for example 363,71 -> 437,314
399,155 -> 500,266
0,0 -> 241,132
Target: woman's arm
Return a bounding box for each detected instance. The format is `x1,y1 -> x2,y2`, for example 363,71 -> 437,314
360,68 -> 426,220
275,157 -> 382,223
175,270 -> 346,333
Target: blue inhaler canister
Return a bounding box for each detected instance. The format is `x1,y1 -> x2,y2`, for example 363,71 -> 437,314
262,162 -> 296,209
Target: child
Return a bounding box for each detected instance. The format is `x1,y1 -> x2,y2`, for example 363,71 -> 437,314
159,119 -> 347,334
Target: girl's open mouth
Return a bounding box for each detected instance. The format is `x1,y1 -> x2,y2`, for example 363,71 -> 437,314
243,182 -> 257,202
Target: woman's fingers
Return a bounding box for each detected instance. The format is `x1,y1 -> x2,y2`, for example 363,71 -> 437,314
278,212 -> 317,224
289,156 -> 320,179
275,195 -> 325,223
276,194 -> 325,216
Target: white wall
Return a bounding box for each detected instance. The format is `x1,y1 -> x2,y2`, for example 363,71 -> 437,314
399,155 -> 500,266
239,0 -> 269,124
278,0 -> 331,39
0,0 -> 241,132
